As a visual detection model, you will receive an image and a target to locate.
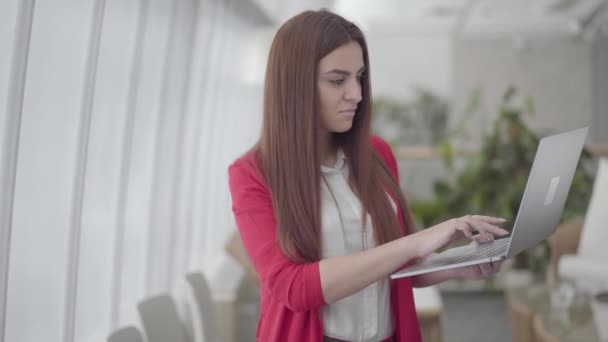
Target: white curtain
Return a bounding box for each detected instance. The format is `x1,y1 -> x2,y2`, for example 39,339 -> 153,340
0,0 -> 266,341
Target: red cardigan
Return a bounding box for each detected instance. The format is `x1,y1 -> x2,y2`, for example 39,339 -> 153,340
228,136 -> 422,342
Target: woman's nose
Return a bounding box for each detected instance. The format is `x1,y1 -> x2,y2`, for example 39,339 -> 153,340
344,80 -> 362,103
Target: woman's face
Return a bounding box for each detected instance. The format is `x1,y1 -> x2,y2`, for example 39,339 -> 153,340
317,41 -> 365,134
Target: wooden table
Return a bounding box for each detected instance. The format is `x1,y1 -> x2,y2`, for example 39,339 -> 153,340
507,284 -> 604,342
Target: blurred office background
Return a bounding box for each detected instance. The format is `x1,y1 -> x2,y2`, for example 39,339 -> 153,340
1,0 -> 607,341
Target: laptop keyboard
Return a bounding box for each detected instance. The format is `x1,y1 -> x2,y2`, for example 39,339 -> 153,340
417,238 -> 510,268
441,238 -> 510,263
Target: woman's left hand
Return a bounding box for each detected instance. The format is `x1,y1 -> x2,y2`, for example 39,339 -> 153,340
455,260 -> 503,279
411,258 -> 504,287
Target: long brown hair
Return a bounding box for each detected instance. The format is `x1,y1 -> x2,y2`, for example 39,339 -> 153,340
257,10 -> 415,263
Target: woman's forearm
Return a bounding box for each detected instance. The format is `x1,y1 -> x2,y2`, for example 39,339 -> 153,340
317,215 -> 506,303
411,268 -> 457,287
319,234 -> 422,304
408,253 -> 457,288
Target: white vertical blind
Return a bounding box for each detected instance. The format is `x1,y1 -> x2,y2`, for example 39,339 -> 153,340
147,0 -> 198,296
189,0 -> 225,274
117,0 -> 175,326
182,0 -> 219,275
5,1 -> 97,341
74,1 -> 141,341
63,0 -> 106,340
0,0 -> 33,341
0,0 -> 268,340
201,0 -> 229,268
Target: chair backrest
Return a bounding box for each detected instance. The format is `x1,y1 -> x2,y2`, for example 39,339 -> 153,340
137,294 -> 189,342
547,217 -> 583,284
107,326 -> 144,342
578,158 -> 608,258
185,272 -> 219,342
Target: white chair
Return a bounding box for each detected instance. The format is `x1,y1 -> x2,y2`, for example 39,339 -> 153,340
107,326 -> 144,342
185,272 -> 220,342
137,294 -> 190,342
558,158 -> 608,293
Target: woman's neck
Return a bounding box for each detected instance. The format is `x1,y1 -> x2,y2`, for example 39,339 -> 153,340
319,132 -> 338,168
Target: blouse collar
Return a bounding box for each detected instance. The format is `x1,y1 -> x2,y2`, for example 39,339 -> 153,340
321,149 -> 346,173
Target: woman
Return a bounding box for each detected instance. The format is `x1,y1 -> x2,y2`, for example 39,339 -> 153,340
228,10 -> 507,342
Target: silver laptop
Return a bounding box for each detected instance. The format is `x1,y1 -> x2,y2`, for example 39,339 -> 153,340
391,127 -> 589,279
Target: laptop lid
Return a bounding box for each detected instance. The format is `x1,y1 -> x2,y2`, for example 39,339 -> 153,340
505,126 -> 588,258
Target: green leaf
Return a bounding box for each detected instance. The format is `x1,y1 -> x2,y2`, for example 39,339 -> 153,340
439,141 -> 453,169
525,96 -> 536,117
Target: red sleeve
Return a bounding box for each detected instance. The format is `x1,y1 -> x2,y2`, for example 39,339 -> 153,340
371,135 -> 400,184
228,159 -> 327,312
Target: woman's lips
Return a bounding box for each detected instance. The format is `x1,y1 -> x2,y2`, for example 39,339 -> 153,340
338,109 -> 356,117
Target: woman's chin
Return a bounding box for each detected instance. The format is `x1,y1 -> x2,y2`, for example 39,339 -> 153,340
331,124 -> 353,133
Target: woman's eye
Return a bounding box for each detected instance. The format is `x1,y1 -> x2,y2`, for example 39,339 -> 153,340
330,79 -> 345,85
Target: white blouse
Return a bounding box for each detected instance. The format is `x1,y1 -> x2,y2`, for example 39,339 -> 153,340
320,149 -> 394,342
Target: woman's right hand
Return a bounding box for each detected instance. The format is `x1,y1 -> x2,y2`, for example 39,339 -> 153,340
412,215 -> 509,259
